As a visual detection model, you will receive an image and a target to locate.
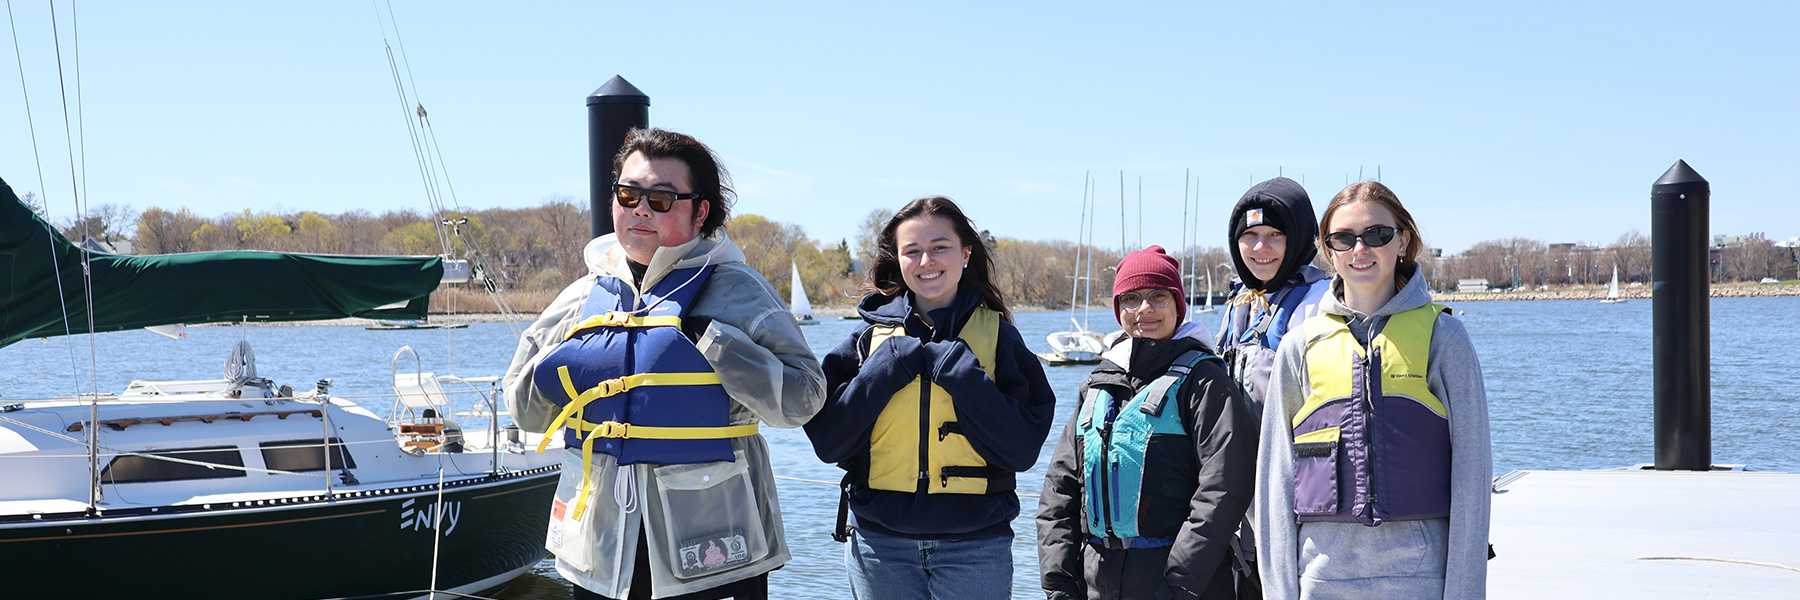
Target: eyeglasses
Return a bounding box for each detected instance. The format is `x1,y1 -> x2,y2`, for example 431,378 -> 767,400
1116,289 -> 1177,310
1324,225 -> 1403,252
612,183 -> 700,213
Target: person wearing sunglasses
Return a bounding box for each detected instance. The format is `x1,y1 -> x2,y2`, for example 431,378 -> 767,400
1253,181 -> 1491,600
804,196 -> 1055,600
1216,176 -> 1332,598
1039,246 -> 1256,600
503,127 -> 826,600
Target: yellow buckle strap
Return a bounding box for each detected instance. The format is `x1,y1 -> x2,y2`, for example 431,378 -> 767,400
563,311 -> 683,341
533,368 -> 723,454
571,419 -> 761,440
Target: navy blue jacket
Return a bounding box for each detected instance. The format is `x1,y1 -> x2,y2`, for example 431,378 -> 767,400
804,285 -> 1056,539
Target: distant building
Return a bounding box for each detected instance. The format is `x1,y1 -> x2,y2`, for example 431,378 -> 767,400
1713,232 -> 1766,247
1457,278 -> 1491,293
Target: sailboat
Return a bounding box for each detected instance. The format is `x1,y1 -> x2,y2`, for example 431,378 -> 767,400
1195,269 -> 1218,315
0,181 -> 561,599
790,262 -> 818,325
1041,173 -> 1106,366
1601,264 -> 1627,304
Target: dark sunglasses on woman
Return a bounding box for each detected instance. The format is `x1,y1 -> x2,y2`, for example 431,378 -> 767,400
613,183 -> 700,213
1324,225 -> 1403,252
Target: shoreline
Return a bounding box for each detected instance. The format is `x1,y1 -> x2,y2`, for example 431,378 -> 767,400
1431,282 -> 1800,302
196,289 -> 1800,327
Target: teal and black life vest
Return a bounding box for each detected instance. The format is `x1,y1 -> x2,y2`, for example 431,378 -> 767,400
1291,303 -> 1450,526
1078,349 -> 1220,549
531,266 -> 758,519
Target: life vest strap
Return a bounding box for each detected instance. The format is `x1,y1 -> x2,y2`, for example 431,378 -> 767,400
571,419 -> 761,440
533,367 -> 724,454
563,311 -> 683,341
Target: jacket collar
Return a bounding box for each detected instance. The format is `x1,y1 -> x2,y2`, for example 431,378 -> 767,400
583,231 -> 746,294
1092,321 -> 1214,389
856,285 -> 986,342
1318,263 -> 1432,321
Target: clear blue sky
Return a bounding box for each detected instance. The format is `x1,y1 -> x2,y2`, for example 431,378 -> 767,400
3,1 -> 1794,254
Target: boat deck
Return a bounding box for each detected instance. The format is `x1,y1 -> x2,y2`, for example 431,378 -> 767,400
1489,467 -> 1800,598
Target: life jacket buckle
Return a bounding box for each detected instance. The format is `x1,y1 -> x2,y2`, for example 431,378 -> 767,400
589,421 -> 629,439
592,377 -> 627,398
598,311 -> 631,327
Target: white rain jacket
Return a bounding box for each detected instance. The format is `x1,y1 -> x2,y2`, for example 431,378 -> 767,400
503,231 -> 826,598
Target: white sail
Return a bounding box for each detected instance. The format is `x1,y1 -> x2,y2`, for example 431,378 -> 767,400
789,262 -> 814,321
1602,264 -> 1626,304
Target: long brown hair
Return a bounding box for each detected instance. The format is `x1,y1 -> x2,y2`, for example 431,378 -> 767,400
1318,181 -> 1424,289
870,196 -> 1012,322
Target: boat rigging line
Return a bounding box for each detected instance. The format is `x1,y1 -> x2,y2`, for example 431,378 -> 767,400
372,0 -> 523,338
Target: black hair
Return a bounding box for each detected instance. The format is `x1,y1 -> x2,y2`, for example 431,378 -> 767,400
611,127 -> 733,237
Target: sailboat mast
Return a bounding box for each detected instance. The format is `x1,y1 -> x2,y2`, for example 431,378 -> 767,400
1118,170 -> 1127,258
1085,174 -> 1097,330
1070,172 -> 1089,326
1182,169 -> 1191,310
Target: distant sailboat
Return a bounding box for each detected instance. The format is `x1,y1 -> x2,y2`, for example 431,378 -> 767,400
1195,269 -> 1218,315
1601,264 -> 1626,304
790,262 -> 818,324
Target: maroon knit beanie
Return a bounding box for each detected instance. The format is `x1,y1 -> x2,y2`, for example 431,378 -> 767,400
1112,245 -> 1185,327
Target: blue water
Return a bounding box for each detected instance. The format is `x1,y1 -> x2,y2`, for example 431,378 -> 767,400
5,297 -> 1797,598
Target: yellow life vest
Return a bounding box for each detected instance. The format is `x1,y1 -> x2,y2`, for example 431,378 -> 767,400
1291,303 -> 1451,524
865,306 -> 1002,495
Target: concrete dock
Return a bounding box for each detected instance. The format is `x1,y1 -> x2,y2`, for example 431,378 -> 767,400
1488,467 -> 1800,598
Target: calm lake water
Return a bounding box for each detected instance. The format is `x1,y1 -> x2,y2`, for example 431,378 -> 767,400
5,297 -> 1796,599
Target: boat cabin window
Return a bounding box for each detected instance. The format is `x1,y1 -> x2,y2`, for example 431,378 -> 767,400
101,446 -> 245,484
260,438 -> 357,472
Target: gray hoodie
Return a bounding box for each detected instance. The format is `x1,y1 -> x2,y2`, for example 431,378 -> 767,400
503,231 -> 826,598
1253,271 -> 1491,600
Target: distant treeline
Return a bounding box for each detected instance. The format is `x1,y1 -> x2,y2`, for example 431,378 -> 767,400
1417,231 -> 1798,290
49,201 -> 1797,314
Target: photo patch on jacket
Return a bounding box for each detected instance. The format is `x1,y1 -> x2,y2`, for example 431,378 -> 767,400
677,528 -> 751,577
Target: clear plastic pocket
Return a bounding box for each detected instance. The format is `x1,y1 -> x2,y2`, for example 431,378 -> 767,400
650,454 -> 769,580
548,452 -> 628,576
1293,427 -> 1341,516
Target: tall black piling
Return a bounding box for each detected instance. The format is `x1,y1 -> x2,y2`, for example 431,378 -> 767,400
588,76 -> 649,239
1651,160 -> 1710,470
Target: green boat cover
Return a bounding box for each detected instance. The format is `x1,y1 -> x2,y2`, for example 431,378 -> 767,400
1,177 -> 442,348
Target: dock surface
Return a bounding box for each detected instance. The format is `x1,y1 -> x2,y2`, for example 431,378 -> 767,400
1489,467 -> 1800,598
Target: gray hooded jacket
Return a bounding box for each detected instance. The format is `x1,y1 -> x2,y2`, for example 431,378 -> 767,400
1253,271 -> 1491,600
503,232 -> 826,598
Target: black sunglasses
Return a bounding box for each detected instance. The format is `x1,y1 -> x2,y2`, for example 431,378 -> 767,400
612,183 -> 700,213
1324,225 -> 1403,252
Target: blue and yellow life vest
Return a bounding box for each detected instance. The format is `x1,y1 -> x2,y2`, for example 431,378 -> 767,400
863,306 -> 1008,495
532,266 -> 758,519
1077,349 -> 1219,549
1291,303 -> 1450,526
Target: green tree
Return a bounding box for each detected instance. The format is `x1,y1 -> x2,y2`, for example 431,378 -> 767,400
234,209 -> 292,248
134,207 -> 204,254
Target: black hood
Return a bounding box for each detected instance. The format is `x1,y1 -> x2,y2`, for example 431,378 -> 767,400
1227,177 -> 1319,292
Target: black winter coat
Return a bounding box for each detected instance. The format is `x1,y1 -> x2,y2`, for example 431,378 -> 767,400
1037,330 -> 1256,600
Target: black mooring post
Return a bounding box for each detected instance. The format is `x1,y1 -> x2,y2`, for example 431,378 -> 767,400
588,76 -> 649,239
1651,159 -> 1710,470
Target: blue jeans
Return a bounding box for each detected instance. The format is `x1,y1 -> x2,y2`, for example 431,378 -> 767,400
846,528 -> 1012,600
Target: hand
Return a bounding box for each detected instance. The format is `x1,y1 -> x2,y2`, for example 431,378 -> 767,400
870,333 -> 927,377
923,338 -> 973,373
